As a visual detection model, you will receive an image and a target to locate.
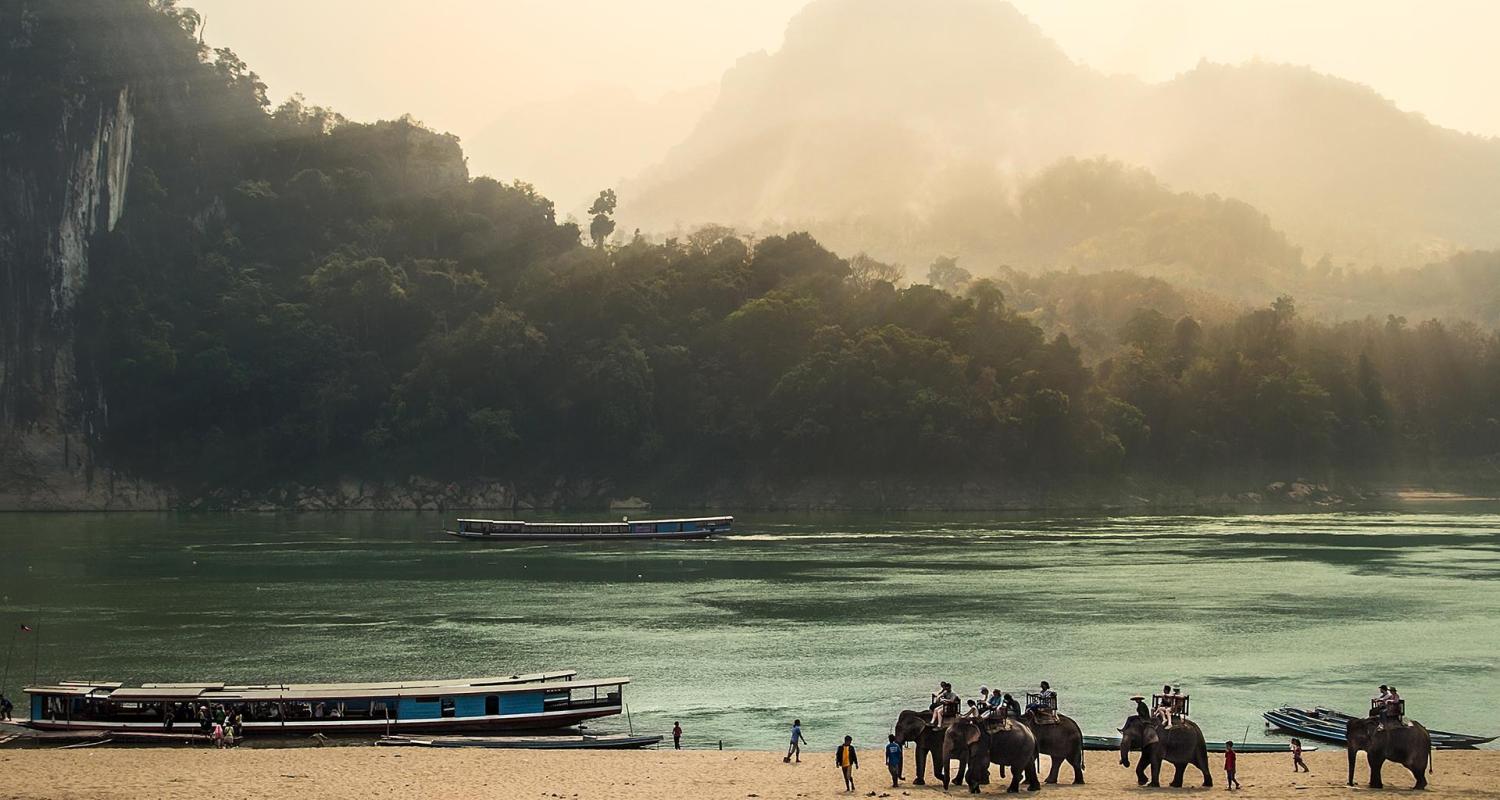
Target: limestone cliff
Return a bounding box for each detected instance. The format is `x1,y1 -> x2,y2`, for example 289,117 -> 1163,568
0,5 -> 148,507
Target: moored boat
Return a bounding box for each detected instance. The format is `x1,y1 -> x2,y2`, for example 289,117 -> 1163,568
1262,705 -> 1496,749
446,515 -> 732,541
1083,734 -> 1313,753
21,672 -> 630,736
377,733 -> 663,749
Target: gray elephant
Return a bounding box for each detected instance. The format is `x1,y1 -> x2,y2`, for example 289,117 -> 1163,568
943,717 -> 1041,794
1346,717 -> 1432,789
1117,715 -> 1213,788
893,709 -> 948,786
1020,709 -> 1086,784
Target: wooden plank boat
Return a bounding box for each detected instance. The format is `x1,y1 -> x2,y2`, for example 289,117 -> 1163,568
377,733 -> 662,749
21,673 -> 630,736
1083,734 -> 1313,753
1263,706 -> 1496,749
446,516 -> 731,541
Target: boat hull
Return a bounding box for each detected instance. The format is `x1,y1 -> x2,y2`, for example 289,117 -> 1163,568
445,529 -> 712,541
19,704 -> 622,736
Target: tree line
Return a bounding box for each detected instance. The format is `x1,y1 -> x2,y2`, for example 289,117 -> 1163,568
30,1 -> 1500,495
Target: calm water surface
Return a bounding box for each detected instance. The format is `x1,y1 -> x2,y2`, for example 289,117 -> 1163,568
1,507 -> 1497,749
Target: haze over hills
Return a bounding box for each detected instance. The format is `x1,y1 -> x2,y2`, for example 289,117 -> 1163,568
623,0 -> 1500,273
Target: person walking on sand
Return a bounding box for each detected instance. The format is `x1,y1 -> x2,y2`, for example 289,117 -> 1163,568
835,734 -> 859,792
785,719 -> 808,763
1224,741 -> 1241,790
1291,738 -> 1309,773
885,733 -> 904,787
672,721 -> 682,750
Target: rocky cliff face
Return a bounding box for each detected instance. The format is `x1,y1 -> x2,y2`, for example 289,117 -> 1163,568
1,9 -> 139,505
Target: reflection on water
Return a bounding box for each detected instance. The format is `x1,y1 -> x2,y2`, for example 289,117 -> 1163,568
0,507 -> 1496,749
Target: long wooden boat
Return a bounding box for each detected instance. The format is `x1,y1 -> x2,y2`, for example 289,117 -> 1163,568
377,733 -> 662,749
1263,706 -> 1496,749
446,516 -> 731,541
21,671 -> 631,736
1083,734 -> 1313,753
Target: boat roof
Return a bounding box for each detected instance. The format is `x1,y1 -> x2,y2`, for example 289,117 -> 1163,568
135,670 -> 577,693
26,675 -> 628,702
456,516 -> 732,525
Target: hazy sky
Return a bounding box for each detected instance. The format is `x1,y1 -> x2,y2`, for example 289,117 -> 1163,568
186,0 -> 1500,153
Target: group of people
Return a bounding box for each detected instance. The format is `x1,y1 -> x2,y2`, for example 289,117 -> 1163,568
781,719 -> 902,794
164,701 -> 246,748
1132,684 -> 1188,728
1371,684 -> 1404,721
928,680 -> 1055,726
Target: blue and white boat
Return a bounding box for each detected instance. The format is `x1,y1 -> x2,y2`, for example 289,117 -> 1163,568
447,515 -> 732,541
21,671 -> 631,736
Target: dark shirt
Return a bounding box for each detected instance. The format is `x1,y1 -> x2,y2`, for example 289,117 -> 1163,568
1136,700 -> 1151,718
1224,750 -> 1237,772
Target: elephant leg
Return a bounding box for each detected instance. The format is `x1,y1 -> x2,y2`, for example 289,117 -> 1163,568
1149,758 -> 1162,788
1136,758 -> 1150,786
1028,762 -> 1042,791
1170,761 -> 1187,788
1199,751 -> 1214,787
1008,767 -> 1022,793
1347,749 -> 1358,786
1411,760 -> 1427,791
914,742 -> 927,785
1369,755 -> 1385,789
1072,750 -> 1086,784
1045,754 -> 1061,784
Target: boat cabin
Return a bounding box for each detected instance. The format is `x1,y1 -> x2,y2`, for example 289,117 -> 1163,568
22,672 -> 628,735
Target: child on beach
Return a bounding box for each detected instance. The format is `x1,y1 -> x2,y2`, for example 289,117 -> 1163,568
885,734 -> 903,787
784,719 -> 807,763
673,721 -> 682,750
835,735 -> 859,792
1224,741 -> 1241,790
1291,738 -> 1309,772
212,722 -> 226,749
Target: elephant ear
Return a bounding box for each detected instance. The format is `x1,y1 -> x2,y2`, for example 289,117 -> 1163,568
1142,724 -> 1162,748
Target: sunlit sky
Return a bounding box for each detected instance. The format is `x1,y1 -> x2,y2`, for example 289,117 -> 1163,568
186,0 -> 1500,151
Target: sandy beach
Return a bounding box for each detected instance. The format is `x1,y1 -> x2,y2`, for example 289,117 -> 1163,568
1,749 -> 1496,800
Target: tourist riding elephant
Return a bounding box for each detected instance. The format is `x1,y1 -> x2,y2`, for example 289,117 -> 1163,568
1346,717 -> 1432,789
943,717 -> 1041,793
1118,715 -> 1213,788
893,709 -> 948,786
1020,709 -> 1086,784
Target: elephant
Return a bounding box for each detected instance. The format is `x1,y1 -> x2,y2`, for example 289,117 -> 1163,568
1346,716 -> 1432,789
1117,714 -> 1213,788
893,709 -> 948,786
1020,709 -> 1086,784
942,717 -> 1041,794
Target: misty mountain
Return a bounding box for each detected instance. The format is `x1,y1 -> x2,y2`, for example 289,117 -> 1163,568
624,0 -> 1500,273
466,84 -> 716,217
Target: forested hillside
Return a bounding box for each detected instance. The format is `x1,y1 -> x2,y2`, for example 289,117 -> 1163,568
6,0 -> 1500,506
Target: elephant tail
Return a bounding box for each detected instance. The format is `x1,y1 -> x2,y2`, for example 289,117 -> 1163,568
1429,741 -> 1434,774
1079,740 -> 1086,772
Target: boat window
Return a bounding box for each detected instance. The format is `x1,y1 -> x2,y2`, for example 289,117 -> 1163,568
440,697 -> 457,718
485,695 -> 499,716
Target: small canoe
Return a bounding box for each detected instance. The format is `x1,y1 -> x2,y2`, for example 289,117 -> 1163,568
1264,706 -> 1496,749
446,516 -> 731,541
377,733 -> 662,749
1083,734 -> 1313,753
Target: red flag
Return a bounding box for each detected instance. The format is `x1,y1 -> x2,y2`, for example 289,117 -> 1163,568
19,624 -> 31,632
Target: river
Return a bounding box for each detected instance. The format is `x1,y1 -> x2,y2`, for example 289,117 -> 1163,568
1,506 -> 1496,749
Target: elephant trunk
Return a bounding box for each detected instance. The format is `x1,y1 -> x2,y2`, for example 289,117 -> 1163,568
1119,735 -> 1131,767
